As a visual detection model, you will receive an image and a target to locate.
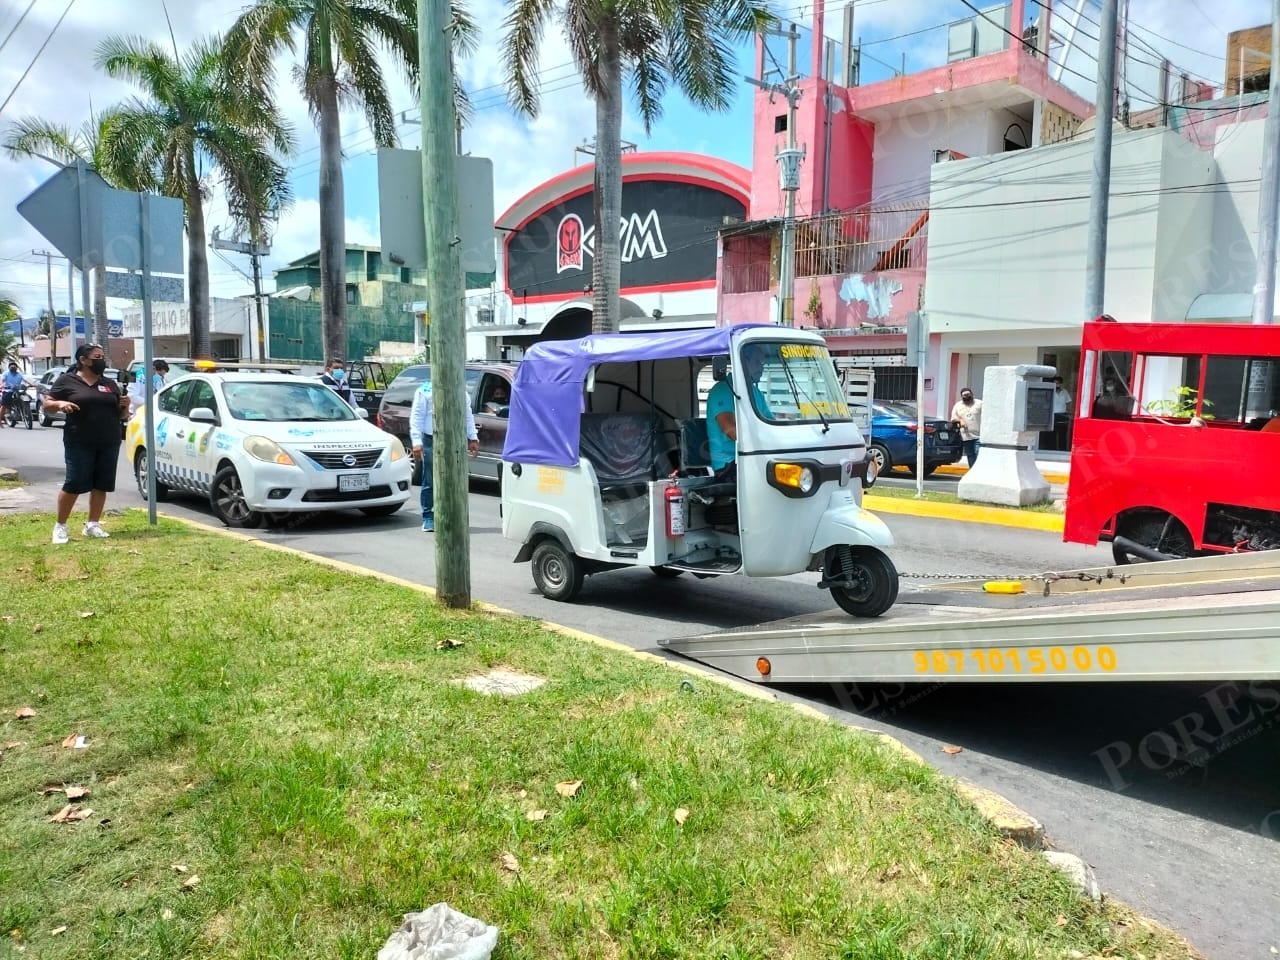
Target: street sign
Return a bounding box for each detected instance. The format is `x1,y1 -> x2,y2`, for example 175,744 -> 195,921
378,149 -> 496,275
108,319 -> 123,338
103,271 -> 186,302
17,166 -> 185,274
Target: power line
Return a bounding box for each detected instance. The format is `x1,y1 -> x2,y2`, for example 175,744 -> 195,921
0,0 -> 39,58
0,0 -> 78,119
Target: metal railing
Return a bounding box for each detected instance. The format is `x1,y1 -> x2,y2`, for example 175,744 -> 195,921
795,205 -> 930,278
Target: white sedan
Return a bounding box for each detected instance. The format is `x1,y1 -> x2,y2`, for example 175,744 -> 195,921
125,372 -> 413,527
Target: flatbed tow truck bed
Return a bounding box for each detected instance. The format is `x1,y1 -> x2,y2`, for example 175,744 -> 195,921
659,551 -> 1280,684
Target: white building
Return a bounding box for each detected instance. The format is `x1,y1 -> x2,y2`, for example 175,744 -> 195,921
120,297 -> 257,360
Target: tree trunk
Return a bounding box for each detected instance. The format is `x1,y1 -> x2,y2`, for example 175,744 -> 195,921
317,68 -> 347,364
591,17 -> 623,334
93,264 -> 109,355
186,149 -> 212,358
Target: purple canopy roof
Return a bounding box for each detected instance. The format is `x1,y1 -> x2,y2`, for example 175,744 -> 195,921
503,325 -> 775,467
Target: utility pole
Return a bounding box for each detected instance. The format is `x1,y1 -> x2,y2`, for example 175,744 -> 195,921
35,249 -> 59,367
420,0 -> 472,608
66,259 -> 76,356
1252,0 -> 1280,325
749,25 -> 804,326
211,227 -> 270,361
1083,0 -> 1119,322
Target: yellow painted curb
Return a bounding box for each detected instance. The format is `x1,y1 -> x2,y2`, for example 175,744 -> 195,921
934,463 -> 1070,485
953,781 -> 1046,849
864,494 -> 1065,533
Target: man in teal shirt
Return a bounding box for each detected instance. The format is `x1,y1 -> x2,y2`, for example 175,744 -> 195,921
705,343 -> 767,478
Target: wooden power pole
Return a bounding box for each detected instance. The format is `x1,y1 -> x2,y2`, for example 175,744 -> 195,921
419,0 -> 472,608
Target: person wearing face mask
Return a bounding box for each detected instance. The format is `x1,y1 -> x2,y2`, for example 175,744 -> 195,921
949,387 -> 983,467
319,357 -> 358,409
46,343 -> 131,544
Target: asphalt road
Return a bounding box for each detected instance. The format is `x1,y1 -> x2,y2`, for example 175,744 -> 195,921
3,427 -> 1278,958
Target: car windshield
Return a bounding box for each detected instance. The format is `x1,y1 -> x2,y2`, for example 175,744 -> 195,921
875,402 -> 918,419
223,381 -> 358,422
748,342 -> 851,425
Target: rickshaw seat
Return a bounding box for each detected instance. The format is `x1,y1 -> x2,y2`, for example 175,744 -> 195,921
679,418 -> 737,498
579,411 -> 661,496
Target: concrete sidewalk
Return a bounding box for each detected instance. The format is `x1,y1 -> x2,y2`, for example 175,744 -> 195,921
935,459 -> 1070,486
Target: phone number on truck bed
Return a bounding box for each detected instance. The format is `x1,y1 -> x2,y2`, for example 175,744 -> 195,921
913,646 -> 1118,675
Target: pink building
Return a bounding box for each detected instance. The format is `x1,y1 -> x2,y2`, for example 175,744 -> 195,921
717,0 -> 1098,400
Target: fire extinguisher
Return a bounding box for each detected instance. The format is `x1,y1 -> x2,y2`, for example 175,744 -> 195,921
665,485 -> 685,537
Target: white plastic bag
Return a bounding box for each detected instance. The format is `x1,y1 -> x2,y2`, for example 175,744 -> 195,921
376,903 -> 499,960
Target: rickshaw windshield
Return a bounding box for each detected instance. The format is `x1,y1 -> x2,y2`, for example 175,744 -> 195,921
747,341 -> 851,425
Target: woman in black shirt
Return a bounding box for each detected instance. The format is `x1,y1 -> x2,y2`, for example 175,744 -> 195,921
46,343 -> 130,544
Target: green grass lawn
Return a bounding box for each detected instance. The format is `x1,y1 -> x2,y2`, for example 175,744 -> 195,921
866,483 -> 1062,514
0,512 -> 1191,959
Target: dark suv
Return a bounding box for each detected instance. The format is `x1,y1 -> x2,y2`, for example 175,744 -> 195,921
377,362 -> 517,485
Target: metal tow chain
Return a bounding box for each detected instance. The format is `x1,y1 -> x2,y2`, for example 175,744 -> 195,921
898,570 -> 1128,596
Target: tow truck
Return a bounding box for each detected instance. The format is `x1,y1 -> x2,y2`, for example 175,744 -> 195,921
660,550 -> 1280,683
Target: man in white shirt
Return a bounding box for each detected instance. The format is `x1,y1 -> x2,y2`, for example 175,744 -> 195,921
1052,376 -> 1072,450
409,379 -> 479,532
949,387 -> 983,467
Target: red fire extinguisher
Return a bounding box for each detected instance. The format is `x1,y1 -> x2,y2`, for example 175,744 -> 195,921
665,486 -> 685,537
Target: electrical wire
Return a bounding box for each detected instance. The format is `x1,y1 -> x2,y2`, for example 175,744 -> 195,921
0,0 -> 39,59
0,0 -> 77,119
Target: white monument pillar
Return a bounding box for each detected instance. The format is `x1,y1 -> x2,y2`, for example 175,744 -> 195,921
957,364 -> 1055,506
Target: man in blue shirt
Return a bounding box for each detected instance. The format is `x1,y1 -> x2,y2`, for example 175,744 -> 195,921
409,379 -> 479,532
705,343 -> 767,479
2,362 -> 27,426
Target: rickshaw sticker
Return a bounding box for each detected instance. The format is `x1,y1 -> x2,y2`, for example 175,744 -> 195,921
799,400 -> 850,418
779,344 -> 828,359
536,467 -> 565,495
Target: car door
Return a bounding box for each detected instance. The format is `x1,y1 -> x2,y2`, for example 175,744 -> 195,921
179,379 -> 221,492
152,380 -> 192,490
472,371 -> 510,481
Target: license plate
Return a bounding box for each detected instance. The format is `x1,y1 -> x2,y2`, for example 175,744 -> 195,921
339,474 -> 370,493
938,430 -> 950,440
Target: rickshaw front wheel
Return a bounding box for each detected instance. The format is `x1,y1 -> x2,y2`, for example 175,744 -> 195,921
531,539 -> 585,602
827,546 -> 899,618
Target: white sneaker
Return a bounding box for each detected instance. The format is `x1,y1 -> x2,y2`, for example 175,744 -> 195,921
52,522 -> 69,545
83,522 -> 110,539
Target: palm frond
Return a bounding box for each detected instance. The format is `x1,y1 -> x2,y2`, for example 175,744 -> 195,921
94,35 -> 181,101
335,25 -> 398,146
1,116 -> 87,165
224,0 -> 303,93
562,0 -> 604,96
502,0 -> 558,115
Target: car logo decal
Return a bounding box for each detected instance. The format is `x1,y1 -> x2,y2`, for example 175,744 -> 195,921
341,454 -> 357,467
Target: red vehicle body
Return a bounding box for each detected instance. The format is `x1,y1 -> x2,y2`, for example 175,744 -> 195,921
1064,319 -> 1280,564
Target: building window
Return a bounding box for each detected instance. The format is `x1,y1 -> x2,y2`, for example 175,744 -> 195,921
345,285 -> 358,305
401,267 -> 411,284
774,115 -> 787,134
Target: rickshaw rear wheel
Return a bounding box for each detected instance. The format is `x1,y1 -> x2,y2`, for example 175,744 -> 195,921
828,546 -> 899,618
531,540 -> 585,602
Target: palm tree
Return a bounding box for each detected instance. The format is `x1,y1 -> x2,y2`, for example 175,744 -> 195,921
94,35 -> 294,358
225,0 -> 475,363
504,0 -> 771,332
3,114 -> 132,354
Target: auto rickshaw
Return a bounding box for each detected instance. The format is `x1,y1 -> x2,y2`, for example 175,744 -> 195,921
499,325 -> 900,617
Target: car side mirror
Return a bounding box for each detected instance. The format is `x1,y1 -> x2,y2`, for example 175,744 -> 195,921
356,408 -> 370,419
189,406 -> 219,425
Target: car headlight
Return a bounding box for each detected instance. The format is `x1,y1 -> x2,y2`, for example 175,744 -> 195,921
243,436 -> 295,465
388,437 -> 406,461
772,462 -> 815,493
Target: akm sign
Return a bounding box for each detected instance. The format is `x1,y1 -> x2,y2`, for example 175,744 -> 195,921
505,178 -> 746,302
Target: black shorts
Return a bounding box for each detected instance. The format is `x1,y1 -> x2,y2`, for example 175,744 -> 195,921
63,443 -> 120,495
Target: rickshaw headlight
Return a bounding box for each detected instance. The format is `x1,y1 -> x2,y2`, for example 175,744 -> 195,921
773,462 -> 815,493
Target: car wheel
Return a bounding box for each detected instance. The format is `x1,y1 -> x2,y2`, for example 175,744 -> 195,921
359,503 -> 403,518
209,465 -> 262,529
531,539 -> 585,602
827,546 -> 899,618
1112,512 -> 1194,565
861,455 -> 878,489
869,443 -> 892,475
133,449 -> 170,502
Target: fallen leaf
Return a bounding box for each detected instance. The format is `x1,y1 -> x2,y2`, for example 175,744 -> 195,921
941,744 -> 964,755
64,786 -> 88,800
171,864 -> 188,874
161,909 -> 174,921
499,852 -> 520,873
1,616 -> 12,624
31,625 -> 42,634
526,809 -> 547,822
673,807 -> 689,825
79,611 -> 95,619
14,707 -> 36,719
48,805 -> 93,824
517,789 -> 527,799
49,927 -> 66,937
61,734 -> 87,749
6,741 -> 21,749
766,772 -> 776,785
435,637 -> 465,650
181,875 -> 200,890
880,864 -> 904,880
555,779 -> 583,798
1055,914 -> 1069,927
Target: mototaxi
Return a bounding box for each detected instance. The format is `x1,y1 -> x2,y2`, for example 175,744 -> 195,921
499,325 -> 900,617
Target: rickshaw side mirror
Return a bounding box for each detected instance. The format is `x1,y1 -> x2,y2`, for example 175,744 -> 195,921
586,367 -> 597,393
712,356 -> 729,381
